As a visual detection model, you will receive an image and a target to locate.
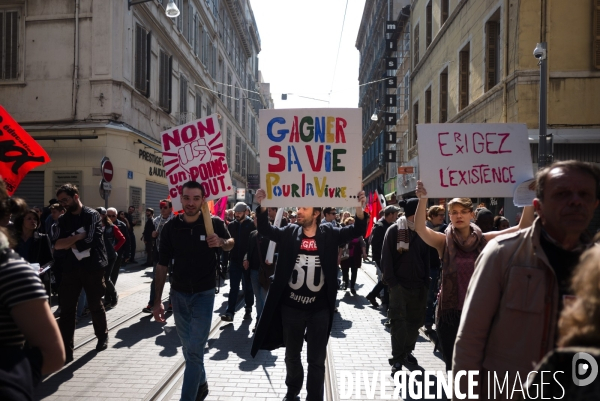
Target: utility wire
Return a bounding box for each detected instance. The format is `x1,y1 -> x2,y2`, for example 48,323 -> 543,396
329,0 -> 349,98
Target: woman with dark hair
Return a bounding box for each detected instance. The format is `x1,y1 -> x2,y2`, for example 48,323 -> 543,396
117,211 -> 131,263
97,208 -> 126,308
0,180 -> 65,400
12,210 -> 53,268
414,180 -> 535,370
493,215 -> 510,231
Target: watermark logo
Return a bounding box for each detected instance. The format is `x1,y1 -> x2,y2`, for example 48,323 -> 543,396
572,352 -> 598,387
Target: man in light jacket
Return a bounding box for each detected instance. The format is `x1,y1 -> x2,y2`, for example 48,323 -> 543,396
453,160 -> 600,399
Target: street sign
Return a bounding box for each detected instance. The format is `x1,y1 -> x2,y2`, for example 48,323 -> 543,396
102,182 -> 112,190
102,160 -> 114,182
99,179 -> 111,200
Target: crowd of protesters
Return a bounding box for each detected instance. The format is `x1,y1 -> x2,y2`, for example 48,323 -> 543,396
1,159 -> 599,401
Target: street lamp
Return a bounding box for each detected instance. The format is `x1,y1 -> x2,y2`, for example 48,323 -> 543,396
128,0 -> 180,18
533,42 -> 552,168
371,99 -> 380,121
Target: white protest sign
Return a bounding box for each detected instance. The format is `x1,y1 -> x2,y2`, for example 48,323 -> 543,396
416,123 -> 534,198
160,114 -> 233,211
259,108 -> 362,207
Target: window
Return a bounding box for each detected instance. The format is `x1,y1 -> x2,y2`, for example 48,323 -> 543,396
235,135 -> 241,173
226,126 -> 232,166
441,0 -> 449,25
175,0 -> 183,32
227,71 -> 232,110
195,92 -> 202,120
183,1 -> 194,48
0,10 -> 19,80
207,102 -> 211,117
158,50 -> 172,112
242,95 -> 246,130
413,24 -> 420,66
439,69 -> 448,123
234,85 -> 239,122
202,27 -> 209,66
403,73 -> 410,112
425,88 -> 431,123
241,141 -> 247,177
459,44 -> 470,110
179,75 -> 188,124
412,101 -> 419,148
485,20 -> 500,91
426,2 -> 432,49
134,24 -> 151,97
194,13 -> 200,57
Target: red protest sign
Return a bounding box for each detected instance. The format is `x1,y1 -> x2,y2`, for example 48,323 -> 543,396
0,106 -> 51,195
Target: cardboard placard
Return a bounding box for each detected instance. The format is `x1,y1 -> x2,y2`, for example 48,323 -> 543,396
416,123 -> 534,198
259,108 -> 362,207
161,115 -> 233,211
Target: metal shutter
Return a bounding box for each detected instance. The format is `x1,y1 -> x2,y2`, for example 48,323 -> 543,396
145,181 -> 169,212
13,171 -> 45,208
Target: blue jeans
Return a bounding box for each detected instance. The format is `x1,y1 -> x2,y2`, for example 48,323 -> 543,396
226,261 -> 254,315
249,269 -> 267,320
171,288 -> 215,401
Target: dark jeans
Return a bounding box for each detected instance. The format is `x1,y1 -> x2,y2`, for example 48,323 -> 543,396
59,268 -> 107,357
129,231 -> 137,261
103,256 -> 117,303
226,261 -> 254,315
368,280 -> 388,303
281,304 -> 329,401
388,284 -> 428,365
340,264 -> 358,289
144,241 -> 154,266
111,255 -> 123,287
425,267 -> 440,327
437,313 -> 461,371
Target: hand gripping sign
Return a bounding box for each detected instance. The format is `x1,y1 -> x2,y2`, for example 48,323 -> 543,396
161,115 -> 233,214
0,106 -> 51,195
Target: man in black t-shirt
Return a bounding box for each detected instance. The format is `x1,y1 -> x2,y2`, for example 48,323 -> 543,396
251,189 -> 368,401
152,181 -> 233,401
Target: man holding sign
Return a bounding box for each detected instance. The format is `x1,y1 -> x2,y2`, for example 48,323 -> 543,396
250,188 -> 368,401
152,181 -> 234,401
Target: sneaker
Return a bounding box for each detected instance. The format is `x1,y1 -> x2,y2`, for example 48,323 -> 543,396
366,293 -> 379,307
390,362 -> 403,377
243,308 -> 252,320
404,353 -> 418,366
384,319 -> 391,327
196,381 -> 209,401
96,336 -> 108,352
167,303 -> 173,312
220,313 -> 233,322
142,304 -> 152,313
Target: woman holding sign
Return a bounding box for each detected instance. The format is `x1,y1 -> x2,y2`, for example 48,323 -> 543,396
414,180 -> 535,371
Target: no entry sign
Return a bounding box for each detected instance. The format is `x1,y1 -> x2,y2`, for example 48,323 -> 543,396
102,160 -> 114,182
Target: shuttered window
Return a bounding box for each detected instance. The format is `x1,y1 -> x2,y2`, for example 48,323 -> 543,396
0,10 -> 19,80
235,135 -> 241,173
194,13 -> 200,57
594,0 -> 600,69
227,126 -> 232,167
459,45 -> 470,110
179,76 -> 188,124
135,24 -> 151,97
159,50 -> 172,112
195,92 -> 202,120
175,0 -> 183,32
412,101 -> 419,147
439,70 -> 448,123
485,21 -> 499,91
425,88 -> 431,123
241,141 -> 247,177
234,85 -> 239,122
426,2 -> 432,49
413,24 -> 420,66
441,0 -> 449,25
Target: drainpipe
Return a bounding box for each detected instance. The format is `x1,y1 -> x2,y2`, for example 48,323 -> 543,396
502,0 -> 509,122
71,0 -> 80,120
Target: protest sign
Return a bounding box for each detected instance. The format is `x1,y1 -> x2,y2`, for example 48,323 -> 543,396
0,106 -> 51,195
416,123 -> 534,198
161,114 -> 233,211
259,108 -> 362,207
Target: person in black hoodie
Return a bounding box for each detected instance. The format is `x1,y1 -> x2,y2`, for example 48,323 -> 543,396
51,183 -> 108,363
221,202 -> 255,322
244,213 -> 271,325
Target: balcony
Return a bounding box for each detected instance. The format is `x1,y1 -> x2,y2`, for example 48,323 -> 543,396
362,155 -> 383,179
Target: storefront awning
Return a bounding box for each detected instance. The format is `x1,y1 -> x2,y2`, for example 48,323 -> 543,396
385,192 -> 395,201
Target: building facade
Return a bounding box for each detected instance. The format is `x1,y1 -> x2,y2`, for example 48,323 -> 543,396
0,0 -> 271,254
356,0 -> 410,203
406,0 -> 600,226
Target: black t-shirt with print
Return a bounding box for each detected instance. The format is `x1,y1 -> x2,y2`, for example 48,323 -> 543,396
282,234 -> 328,311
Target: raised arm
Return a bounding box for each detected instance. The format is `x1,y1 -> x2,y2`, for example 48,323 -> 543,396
414,181 -> 446,254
